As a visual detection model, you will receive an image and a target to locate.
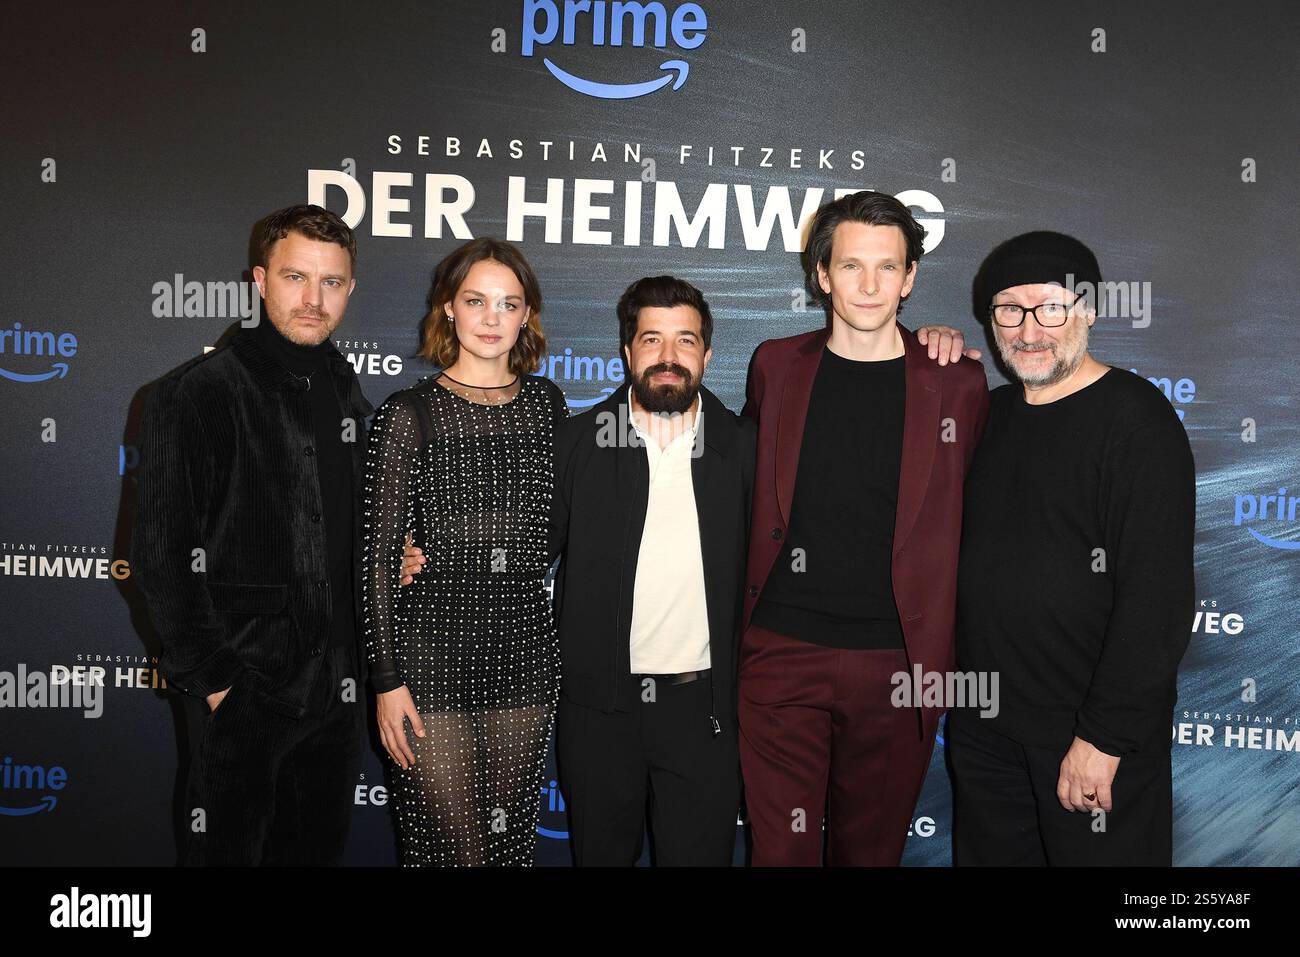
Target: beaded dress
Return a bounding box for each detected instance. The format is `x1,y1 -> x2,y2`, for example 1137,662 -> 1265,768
362,371 -> 567,865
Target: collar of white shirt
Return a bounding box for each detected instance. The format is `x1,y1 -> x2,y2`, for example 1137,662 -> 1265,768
632,392 -> 703,451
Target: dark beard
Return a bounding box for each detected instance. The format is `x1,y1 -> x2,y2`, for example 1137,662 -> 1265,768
631,362 -> 698,414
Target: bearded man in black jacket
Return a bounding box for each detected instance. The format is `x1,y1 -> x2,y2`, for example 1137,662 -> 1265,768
546,277 -> 756,866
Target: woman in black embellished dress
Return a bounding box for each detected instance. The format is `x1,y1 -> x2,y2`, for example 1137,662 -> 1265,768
361,238 -> 566,865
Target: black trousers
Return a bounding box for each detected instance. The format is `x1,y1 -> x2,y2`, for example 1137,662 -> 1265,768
556,673 -> 740,866
180,641 -> 365,866
947,712 -> 1173,866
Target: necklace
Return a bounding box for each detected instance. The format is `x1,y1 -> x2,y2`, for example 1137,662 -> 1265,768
439,371 -> 519,405
290,371 -> 313,391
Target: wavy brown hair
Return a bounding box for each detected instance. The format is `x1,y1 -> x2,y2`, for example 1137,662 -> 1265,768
417,238 -> 546,375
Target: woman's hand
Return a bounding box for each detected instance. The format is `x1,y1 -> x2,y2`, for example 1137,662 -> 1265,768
377,684 -> 425,769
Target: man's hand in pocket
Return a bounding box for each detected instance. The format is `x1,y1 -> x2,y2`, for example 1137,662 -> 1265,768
206,686 -> 232,713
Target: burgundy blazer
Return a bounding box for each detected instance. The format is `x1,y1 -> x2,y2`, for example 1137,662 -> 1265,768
740,323 -> 990,738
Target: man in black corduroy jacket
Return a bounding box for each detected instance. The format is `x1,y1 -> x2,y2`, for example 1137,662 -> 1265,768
131,205 -> 372,865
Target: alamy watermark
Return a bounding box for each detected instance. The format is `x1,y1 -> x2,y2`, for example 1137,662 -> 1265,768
1061,272 -> 1152,328
0,664 -> 103,718
593,403 -> 704,456
151,275 -> 260,326
890,665 -> 999,718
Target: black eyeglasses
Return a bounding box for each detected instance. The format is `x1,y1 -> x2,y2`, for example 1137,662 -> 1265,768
988,293 -> 1084,328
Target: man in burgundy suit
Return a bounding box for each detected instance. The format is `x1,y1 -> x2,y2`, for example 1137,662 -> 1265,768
739,190 -> 988,865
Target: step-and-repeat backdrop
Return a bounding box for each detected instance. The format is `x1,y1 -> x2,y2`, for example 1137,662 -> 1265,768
4,1 -> 1296,865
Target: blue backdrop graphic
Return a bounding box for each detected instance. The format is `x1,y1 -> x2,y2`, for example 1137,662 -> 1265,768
2,0 -> 1297,866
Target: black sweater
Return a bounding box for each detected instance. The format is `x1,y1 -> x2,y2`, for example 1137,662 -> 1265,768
952,368 -> 1195,756
752,348 -> 906,648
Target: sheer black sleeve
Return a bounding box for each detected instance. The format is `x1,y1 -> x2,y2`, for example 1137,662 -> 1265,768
360,393 -> 420,694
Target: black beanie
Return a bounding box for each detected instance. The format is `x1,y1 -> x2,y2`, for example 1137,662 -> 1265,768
973,231 -> 1102,316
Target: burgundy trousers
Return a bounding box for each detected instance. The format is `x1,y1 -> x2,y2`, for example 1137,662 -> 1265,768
738,622 -> 935,866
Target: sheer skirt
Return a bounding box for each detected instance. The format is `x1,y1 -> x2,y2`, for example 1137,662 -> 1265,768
390,705 -> 554,866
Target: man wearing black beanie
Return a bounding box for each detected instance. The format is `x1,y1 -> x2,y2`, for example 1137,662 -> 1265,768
945,231 -> 1195,865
